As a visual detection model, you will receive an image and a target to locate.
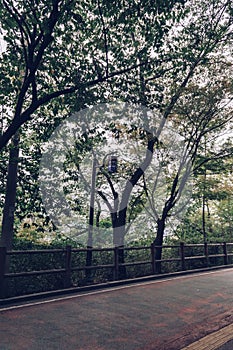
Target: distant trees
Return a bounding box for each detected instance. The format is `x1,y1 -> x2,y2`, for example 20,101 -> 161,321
175,144 -> 233,244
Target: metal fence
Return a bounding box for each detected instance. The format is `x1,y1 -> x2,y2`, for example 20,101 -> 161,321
1,242 -> 233,299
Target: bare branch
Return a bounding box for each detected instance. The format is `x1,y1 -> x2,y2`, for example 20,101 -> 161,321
97,190 -> 113,212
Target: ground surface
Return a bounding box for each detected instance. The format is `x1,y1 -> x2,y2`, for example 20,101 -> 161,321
1,268 -> 233,350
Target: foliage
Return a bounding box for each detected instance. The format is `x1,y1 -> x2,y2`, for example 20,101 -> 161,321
174,154 -> 233,244
0,0 -> 233,250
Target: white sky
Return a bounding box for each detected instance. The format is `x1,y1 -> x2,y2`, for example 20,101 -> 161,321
0,35 -> 6,54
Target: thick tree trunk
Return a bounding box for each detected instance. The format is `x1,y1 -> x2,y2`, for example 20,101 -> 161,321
112,212 -> 126,247
154,218 -> 166,274
112,209 -> 127,279
0,132 -> 20,250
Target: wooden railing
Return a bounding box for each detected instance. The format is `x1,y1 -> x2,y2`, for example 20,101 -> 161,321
1,242 -> 233,299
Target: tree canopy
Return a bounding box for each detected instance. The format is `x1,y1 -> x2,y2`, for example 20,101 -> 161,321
0,0 -> 232,249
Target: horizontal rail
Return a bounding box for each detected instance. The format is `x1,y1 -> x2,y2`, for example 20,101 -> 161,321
7,249 -> 65,255
72,264 -> 114,272
5,268 -> 66,278
121,260 -> 151,267
123,246 -> 151,251
185,255 -> 206,260
208,254 -> 225,258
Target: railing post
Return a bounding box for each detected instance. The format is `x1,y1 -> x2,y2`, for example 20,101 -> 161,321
180,242 -> 186,271
0,247 -> 7,298
223,242 -> 228,266
113,247 -> 119,281
204,242 -> 210,267
64,245 -> 72,288
151,243 -> 156,274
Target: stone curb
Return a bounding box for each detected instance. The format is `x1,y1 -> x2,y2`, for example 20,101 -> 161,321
181,324 -> 233,350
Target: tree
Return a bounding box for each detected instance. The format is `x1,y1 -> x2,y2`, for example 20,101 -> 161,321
0,0 -> 187,249
175,166 -> 233,244
140,8 -> 233,268
96,0 -> 233,254
1,0 -> 232,255
175,141 -> 233,244
0,0 -> 186,150
159,84 -> 232,269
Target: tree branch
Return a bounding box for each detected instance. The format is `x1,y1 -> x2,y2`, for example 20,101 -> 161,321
97,0 -> 109,78
0,60 -> 148,151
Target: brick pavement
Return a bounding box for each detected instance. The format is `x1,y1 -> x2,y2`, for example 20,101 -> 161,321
1,268 -> 233,350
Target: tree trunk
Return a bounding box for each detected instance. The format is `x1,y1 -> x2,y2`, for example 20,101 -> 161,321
112,209 -> 126,247
154,217 -> 166,274
85,156 -> 97,282
202,140 -> 208,244
0,132 -> 20,250
202,167 -> 208,244
112,209 -> 127,279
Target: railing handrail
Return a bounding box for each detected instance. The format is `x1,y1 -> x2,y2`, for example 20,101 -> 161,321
3,241 -> 232,255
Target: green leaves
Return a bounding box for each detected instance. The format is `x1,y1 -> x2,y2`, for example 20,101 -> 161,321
0,0 -> 232,247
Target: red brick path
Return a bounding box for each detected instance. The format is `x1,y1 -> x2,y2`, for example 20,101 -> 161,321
1,268 -> 233,350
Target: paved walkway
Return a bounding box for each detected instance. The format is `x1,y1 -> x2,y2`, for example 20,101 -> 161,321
1,268 -> 233,349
